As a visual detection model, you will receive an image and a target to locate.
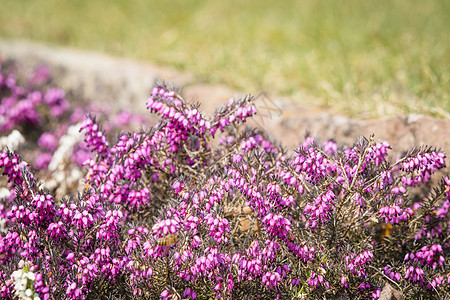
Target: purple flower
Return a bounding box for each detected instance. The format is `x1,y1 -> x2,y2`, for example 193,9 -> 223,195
80,117 -> 110,155
303,190 -> 335,230
34,152 -> 53,170
262,271 -> 281,289
38,132 -> 58,151
44,88 -> 69,117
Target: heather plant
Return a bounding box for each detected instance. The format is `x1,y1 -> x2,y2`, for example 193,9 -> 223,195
0,61 -> 149,195
0,80 -> 449,299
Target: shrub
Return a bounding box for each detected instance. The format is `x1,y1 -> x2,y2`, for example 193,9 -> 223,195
0,68 -> 449,299
0,61 -> 148,196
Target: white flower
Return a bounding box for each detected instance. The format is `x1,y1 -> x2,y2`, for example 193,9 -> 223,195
15,278 -> 27,290
11,263 -> 39,300
24,272 -> 35,281
48,123 -> 82,171
0,217 -> 6,234
0,129 -> 25,151
12,269 -> 23,280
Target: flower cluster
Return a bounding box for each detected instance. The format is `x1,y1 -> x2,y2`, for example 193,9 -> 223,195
345,250 -> 374,277
205,214 -> 230,243
262,213 -> 291,239
383,265 -> 401,282
80,117 -> 109,156
1,78 -> 449,299
401,149 -> 446,186
0,62 -> 149,181
378,204 -> 414,224
303,190 -> 335,230
43,88 -> 69,118
10,260 -> 47,300
404,244 -> 445,270
292,146 -> 334,183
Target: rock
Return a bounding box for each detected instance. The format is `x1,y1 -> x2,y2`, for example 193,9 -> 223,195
379,283 -> 405,300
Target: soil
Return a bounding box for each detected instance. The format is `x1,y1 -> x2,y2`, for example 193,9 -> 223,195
1,39 -> 449,173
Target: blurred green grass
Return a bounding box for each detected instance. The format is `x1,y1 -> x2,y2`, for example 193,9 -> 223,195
0,0 -> 449,118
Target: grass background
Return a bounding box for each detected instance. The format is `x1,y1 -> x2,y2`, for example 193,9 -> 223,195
0,0 -> 449,118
